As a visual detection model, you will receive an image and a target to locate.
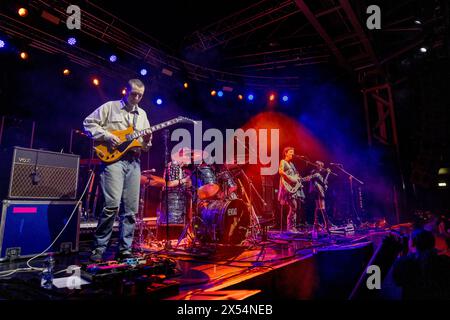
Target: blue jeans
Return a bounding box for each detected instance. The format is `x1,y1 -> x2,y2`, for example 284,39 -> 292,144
94,159 -> 141,253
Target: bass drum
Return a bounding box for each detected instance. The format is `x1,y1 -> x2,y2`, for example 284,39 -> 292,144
195,199 -> 250,245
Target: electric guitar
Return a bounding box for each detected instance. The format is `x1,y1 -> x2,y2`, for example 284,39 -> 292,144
94,116 -> 197,163
281,173 -> 314,193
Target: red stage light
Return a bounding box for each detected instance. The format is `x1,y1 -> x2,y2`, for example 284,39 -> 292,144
63,69 -> 70,76
18,8 -> 28,17
19,52 -> 28,60
122,88 -> 127,95
238,94 -> 243,100
92,78 -> 100,86
210,90 -> 217,96
183,82 -> 189,89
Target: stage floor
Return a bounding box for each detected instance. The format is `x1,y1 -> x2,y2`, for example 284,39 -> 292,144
0,227 -> 389,300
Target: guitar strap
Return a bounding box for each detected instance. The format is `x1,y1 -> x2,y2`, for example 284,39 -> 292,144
285,160 -> 297,175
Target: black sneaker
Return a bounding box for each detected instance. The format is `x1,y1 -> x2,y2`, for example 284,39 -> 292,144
89,249 -> 104,263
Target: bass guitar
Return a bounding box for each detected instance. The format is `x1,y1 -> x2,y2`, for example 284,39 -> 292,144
281,173 -> 315,193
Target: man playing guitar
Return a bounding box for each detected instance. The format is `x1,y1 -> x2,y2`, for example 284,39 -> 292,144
83,78 -> 152,262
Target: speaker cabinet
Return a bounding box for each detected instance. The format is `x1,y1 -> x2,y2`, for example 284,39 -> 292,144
0,147 -> 79,200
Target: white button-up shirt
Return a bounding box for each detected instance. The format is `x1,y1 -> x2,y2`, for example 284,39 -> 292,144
83,99 -> 152,151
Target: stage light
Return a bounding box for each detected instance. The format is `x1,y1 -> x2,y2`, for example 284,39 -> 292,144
247,94 -> 254,101
420,47 -> 427,53
122,88 -> 127,95
183,82 -> 189,89
237,94 -> 243,100
92,78 -> 100,86
414,20 -> 422,25
67,37 -> 77,46
268,93 -> 276,102
282,95 -> 289,102
109,55 -> 117,62
63,69 -> 70,76
438,182 -> 447,187
156,98 -> 163,105
211,90 -> 217,96
0,40 -> 5,49
18,8 -> 28,17
217,91 -> 224,97
140,68 -> 147,76
19,51 -> 28,60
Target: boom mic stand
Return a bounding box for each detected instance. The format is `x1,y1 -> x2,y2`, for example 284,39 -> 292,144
163,129 -> 172,250
332,164 -> 364,226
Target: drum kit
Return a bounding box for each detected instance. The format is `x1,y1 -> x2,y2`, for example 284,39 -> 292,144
138,148 -> 258,249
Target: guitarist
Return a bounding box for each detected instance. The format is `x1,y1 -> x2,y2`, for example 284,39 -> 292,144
278,147 -> 306,233
309,161 -> 332,234
83,79 -> 153,262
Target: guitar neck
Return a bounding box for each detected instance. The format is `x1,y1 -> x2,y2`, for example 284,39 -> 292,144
128,118 -> 181,140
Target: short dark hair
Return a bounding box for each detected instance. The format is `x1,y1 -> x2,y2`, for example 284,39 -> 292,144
283,147 -> 294,156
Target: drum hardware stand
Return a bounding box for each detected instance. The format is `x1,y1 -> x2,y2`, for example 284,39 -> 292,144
175,151 -> 200,250
163,129 -> 172,250
238,170 -> 266,239
236,178 -> 260,244
134,173 -> 156,251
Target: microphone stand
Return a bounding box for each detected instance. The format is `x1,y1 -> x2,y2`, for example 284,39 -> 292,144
332,164 -> 364,226
163,129 -> 172,250
295,156 -> 338,176
238,169 -> 265,239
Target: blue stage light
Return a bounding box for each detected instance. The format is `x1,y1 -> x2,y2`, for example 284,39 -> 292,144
0,40 -> 5,49
247,94 -> 254,101
156,98 -> 163,105
282,95 -> 289,102
67,37 -> 77,46
109,55 -> 117,62
217,91 -> 224,97
140,68 -> 148,76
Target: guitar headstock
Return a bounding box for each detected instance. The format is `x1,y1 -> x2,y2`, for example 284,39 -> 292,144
176,116 -> 198,125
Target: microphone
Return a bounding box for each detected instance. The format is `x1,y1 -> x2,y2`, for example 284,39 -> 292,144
330,163 -> 342,166
147,168 -> 156,173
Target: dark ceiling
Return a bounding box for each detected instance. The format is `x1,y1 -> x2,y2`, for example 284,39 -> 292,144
0,0 -> 447,87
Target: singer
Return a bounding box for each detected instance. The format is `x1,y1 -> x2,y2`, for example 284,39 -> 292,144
83,78 -> 153,262
278,147 -> 306,233
309,161 -> 332,234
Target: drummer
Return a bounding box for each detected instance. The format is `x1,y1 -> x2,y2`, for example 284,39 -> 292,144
164,147 -> 193,217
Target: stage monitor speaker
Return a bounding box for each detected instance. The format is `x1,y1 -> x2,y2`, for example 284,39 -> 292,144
0,200 -> 80,261
0,147 -> 80,200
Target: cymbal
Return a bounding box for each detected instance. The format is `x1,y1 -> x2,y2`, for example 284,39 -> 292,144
171,148 -> 208,163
